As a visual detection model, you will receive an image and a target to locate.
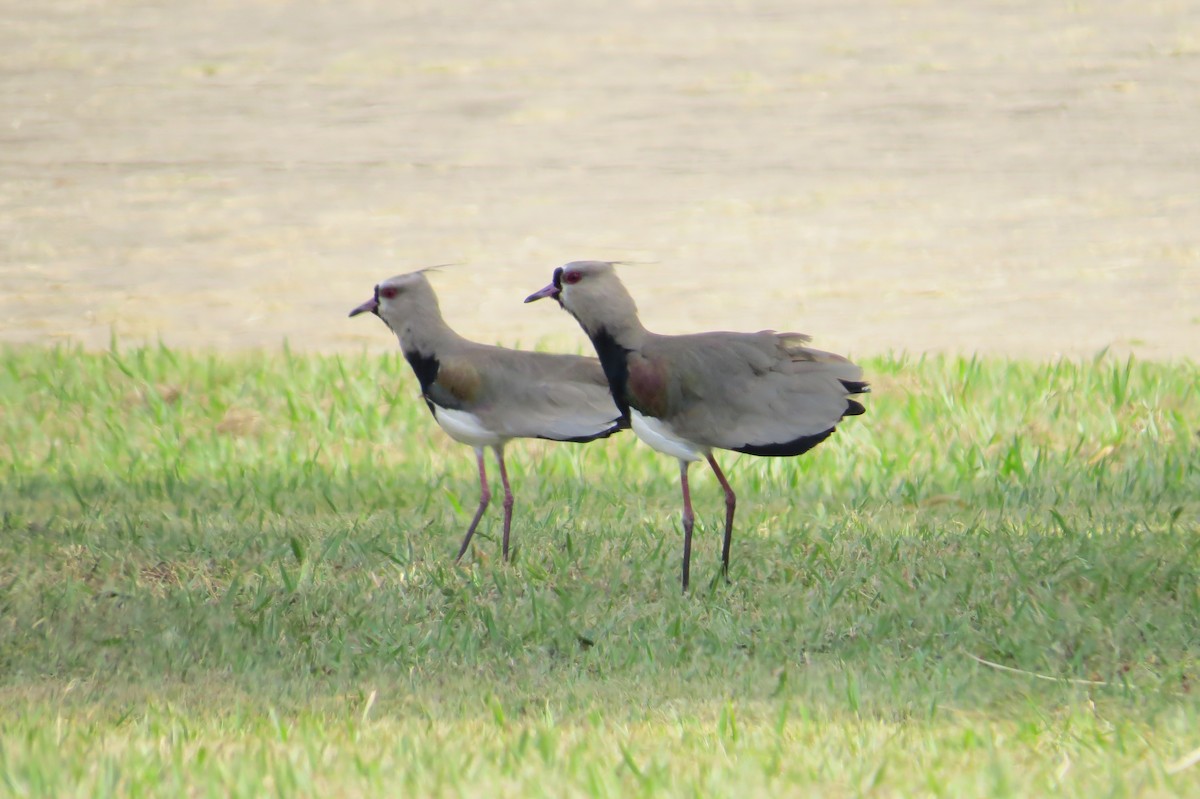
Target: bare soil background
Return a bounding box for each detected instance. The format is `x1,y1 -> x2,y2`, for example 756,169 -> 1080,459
2,0 -> 1198,359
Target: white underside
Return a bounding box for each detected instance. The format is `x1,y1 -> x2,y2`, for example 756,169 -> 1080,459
630,408 -> 705,462
433,404 -> 505,448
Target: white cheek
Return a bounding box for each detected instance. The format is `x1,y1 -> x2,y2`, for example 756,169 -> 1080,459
562,280 -> 588,306
376,306 -> 401,335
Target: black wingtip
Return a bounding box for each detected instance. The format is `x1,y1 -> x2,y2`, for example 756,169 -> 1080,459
844,399 -> 867,417
733,427 -> 836,458
537,416 -> 628,444
840,379 -> 871,395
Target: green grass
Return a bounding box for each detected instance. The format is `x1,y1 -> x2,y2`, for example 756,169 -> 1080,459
1,345 -> 1198,797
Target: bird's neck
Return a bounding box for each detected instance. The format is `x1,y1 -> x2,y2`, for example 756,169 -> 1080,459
570,289 -> 648,418
582,317 -> 645,352
586,324 -> 635,418
391,305 -> 466,358
571,282 -> 648,351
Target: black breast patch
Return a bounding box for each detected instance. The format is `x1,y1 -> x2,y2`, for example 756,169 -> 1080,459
589,327 -> 632,420
403,349 -> 440,416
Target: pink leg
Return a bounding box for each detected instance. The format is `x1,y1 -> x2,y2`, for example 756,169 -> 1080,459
455,447 -> 491,562
494,445 -> 515,561
679,459 -> 695,592
706,453 -> 737,580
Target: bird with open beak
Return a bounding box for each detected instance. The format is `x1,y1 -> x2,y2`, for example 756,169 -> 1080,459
526,261 -> 868,591
351,270 -> 626,562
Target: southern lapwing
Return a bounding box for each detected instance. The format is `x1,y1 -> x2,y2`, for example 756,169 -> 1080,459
351,270 -> 625,562
525,260 -> 868,591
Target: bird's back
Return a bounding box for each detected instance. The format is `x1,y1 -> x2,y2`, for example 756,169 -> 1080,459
630,330 -> 866,455
436,342 -> 625,443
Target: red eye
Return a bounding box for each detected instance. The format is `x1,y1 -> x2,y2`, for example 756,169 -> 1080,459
563,271 -> 582,285
380,285 -> 399,300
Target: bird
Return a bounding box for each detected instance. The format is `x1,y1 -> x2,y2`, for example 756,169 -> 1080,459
350,269 -> 626,562
525,260 -> 868,591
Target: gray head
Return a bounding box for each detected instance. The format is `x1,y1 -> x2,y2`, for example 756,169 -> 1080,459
524,260 -> 643,340
348,271 -> 445,339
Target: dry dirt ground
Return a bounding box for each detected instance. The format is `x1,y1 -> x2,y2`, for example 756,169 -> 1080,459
2,0 -> 1198,360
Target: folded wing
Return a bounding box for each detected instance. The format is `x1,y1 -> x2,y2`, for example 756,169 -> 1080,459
630,331 -> 868,456
436,348 -> 626,444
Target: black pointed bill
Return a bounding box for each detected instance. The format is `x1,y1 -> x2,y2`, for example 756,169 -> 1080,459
348,297 -> 379,317
524,283 -> 559,303
349,284 -> 382,317
524,267 -> 565,303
